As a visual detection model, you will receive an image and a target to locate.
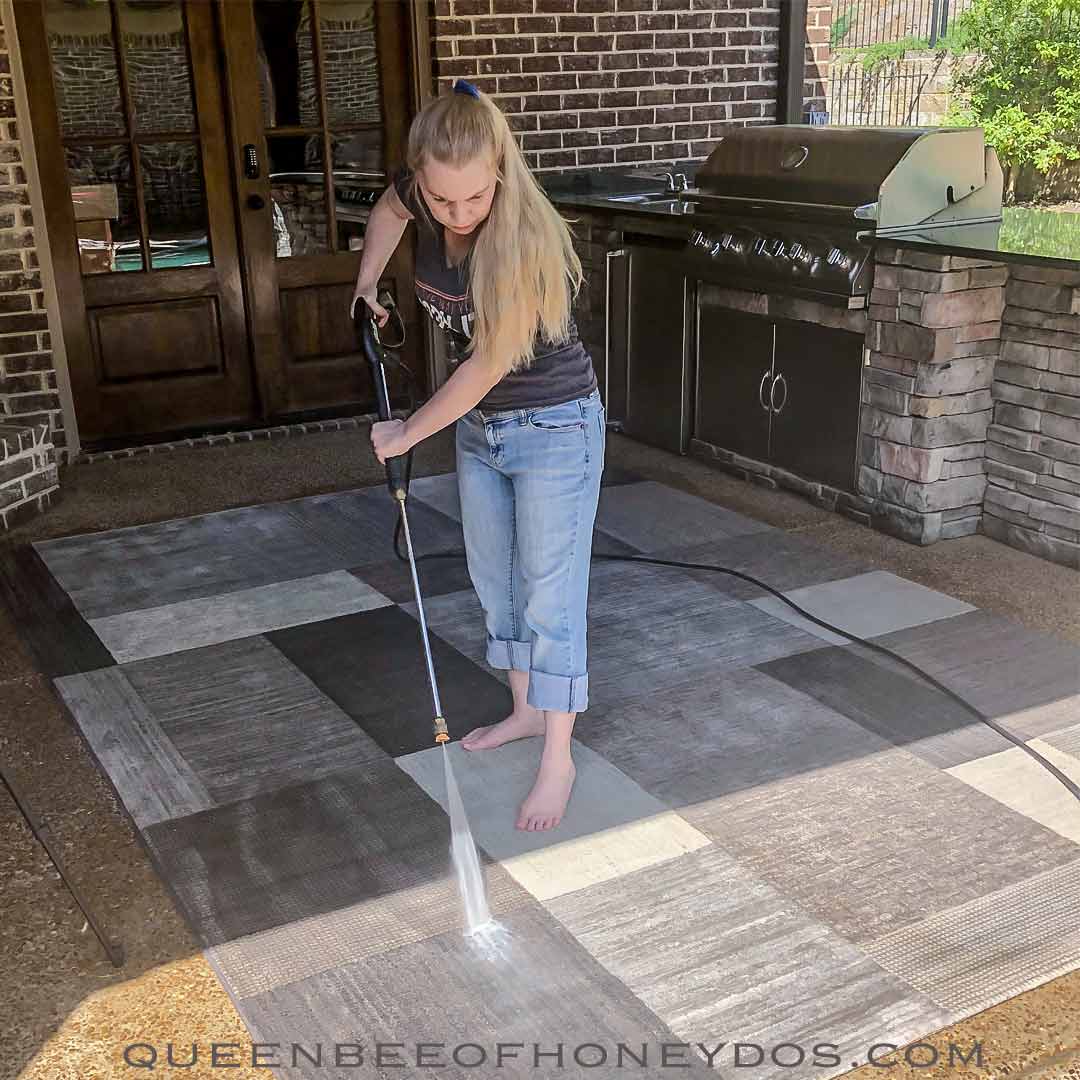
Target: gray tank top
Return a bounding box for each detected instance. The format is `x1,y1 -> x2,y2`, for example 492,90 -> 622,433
393,169 -> 597,411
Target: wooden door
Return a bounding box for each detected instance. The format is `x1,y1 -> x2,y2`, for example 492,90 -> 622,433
20,0 -> 257,448
219,0 -> 422,422
20,0 -> 425,450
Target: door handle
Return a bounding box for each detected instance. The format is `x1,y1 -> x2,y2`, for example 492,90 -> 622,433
758,367 -> 772,412
770,372 -> 788,414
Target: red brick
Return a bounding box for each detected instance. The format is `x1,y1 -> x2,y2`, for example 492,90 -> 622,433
599,52 -> 637,69
523,53 -> 561,70
455,0 -> 491,13
730,100 -> 765,117
728,29 -> 762,45
523,131 -> 563,149
597,14 -> 637,30
674,122 -> 709,139
479,54 -> 522,72
492,0 -> 531,10
746,82 -> 775,99
578,0 -> 616,9
655,31 -> 691,48
615,107 -> 654,125
675,86 -> 710,102
674,49 -> 711,66
539,111 -> 578,128
477,14 -> 518,31
616,0 -> 651,9
581,108 -> 617,125
616,144 -> 652,161
599,89 -> 638,107
536,34 -> 576,50
576,33 -> 614,49
497,73 -> 539,90
658,67 -> 691,84
638,124 -> 674,141
639,12 -> 676,29
440,57 -> 480,76
652,141 -> 690,159
615,32 -> 654,48
655,104 -> 690,121
536,0 -> 575,10
541,73 -> 577,90
714,11 -> 751,27
725,65 -> 759,81
690,139 -> 715,156
563,129 -> 600,146
561,91 -> 601,108
639,50 -> 675,66
677,12 -> 713,29
517,15 -> 557,31
578,71 -> 618,88
536,149 -> 577,166
691,30 -> 727,47
693,103 -> 729,121
557,14 -> 596,29
639,88 -> 675,104
617,70 -> 654,87
495,35 -> 534,52
710,83 -> 746,100
578,147 -> 615,164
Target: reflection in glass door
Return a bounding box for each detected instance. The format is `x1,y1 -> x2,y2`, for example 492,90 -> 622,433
254,0 -> 386,260
46,0 -> 212,274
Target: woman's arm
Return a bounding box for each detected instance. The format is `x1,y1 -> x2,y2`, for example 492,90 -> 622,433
351,185 -> 412,321
405,351 -> 504,445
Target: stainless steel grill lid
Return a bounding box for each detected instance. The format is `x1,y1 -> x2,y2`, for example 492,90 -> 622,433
691,125 -> 1001,230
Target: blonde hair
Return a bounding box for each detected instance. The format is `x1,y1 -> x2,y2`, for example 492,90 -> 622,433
402,87 -> 583,376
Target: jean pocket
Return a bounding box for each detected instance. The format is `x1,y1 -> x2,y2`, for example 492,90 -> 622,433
527,401 -> 585,432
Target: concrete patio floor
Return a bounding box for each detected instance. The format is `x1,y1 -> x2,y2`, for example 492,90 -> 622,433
1,425 -> 1078,1080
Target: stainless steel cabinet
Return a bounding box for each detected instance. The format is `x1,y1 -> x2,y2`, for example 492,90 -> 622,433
694,283 -> 864,493
623,244 -> 693,454
694,301 -> 774,463
770,321 -> 864,492
603,246 -> 628,426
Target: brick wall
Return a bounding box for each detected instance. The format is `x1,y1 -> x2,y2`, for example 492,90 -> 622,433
0,11 -> 61,530
863,245 -> 1079,570
985,266 -> 1080,568
861,246 -> 1006,547
432,0 -> 784,172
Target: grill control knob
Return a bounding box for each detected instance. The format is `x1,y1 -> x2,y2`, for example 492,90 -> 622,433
827,247 -> 854,271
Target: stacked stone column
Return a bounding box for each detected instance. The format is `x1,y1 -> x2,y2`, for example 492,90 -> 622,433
859,243 -> 1007,545
984,265 -> 1080,569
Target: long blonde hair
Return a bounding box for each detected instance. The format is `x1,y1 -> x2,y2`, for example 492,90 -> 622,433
402,87 -> 583,375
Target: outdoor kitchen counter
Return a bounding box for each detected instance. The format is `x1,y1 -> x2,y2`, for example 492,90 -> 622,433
548,191 -> 1080,272
874,207 -> 1080,271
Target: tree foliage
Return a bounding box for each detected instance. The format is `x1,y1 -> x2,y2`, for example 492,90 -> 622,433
946,0 -> 1080,172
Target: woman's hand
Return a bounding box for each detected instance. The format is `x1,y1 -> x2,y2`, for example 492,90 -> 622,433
371,419 -> 412,463
351,283 -> 389,326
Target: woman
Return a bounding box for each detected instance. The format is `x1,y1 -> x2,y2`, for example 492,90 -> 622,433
351,80 -> 604,833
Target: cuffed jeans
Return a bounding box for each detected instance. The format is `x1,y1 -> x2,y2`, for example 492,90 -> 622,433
456,387 -> 605,713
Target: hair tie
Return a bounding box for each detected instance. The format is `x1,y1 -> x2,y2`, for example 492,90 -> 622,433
453,78 -> 480,99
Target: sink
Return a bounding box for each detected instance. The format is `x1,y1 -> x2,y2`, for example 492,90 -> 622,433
605,192 -> 674,203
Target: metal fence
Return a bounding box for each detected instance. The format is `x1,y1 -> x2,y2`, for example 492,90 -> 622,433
825,0 -> 974,126
828,63 -> 938,126
830,0 -> 964,49
825,2 -> 1079,127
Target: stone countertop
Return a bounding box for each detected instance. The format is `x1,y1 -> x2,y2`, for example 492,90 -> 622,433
874,207 -> 1080,271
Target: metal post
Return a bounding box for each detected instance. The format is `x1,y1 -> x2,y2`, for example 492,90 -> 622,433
778,0 -> 808,123
929,0 -> 943,45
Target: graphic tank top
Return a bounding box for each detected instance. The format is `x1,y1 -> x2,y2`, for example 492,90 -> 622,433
392,168 -> 597,411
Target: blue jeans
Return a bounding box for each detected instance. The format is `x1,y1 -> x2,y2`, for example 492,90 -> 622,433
456,388 -> 605,713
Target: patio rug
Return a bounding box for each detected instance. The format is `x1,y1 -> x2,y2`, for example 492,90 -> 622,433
9,470 -> 1080,1080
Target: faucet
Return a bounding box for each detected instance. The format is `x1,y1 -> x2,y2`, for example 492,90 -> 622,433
662,171 -> 689,193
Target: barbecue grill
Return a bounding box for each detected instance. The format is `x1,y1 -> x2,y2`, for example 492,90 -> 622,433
679,125 -> 1003,308
597,124 -> 1004,474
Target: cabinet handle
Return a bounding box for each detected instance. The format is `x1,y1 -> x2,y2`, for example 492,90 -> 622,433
770,372 -> 788,414
605,248 -> 626,416
759,367 -> 772,412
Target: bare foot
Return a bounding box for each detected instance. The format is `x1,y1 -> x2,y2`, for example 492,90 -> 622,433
462,707 -> 546,751
517,751 -> 576,831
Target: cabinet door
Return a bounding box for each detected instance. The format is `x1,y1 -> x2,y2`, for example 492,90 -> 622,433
694,291 -> 773,463
770,321 -> 865,493
625,248 -> 690,453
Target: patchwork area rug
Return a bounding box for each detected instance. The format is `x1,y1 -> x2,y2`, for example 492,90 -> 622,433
9,470 -> 1080,1079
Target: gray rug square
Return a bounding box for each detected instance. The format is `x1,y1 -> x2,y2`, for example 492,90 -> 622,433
121,635 -> 387,806
546,845 -> 957,1080
680,743 -> 1080,944
945,738 -> 1080,845
755,641 -> 1013,769
282,486 -> 464,567
863,609 -> 1080,741
54,666 -> 215,829
1041,721 -> 1080,760
208,860 -> 535,1001
87,570 -> 392,663
573,665 -> 896,810
396,740 -> 710,901
639,531 -> 877,602
228,901 -> 720,1079
143,761 -> 465,947
595,480 -> 775,552
33,502 -> 350,620
747,570 -> 977,645
864,858 -> 1080,1014
585,558 -> 831,706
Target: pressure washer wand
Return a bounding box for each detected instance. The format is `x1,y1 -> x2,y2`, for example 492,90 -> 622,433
356,300 -> 450,746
